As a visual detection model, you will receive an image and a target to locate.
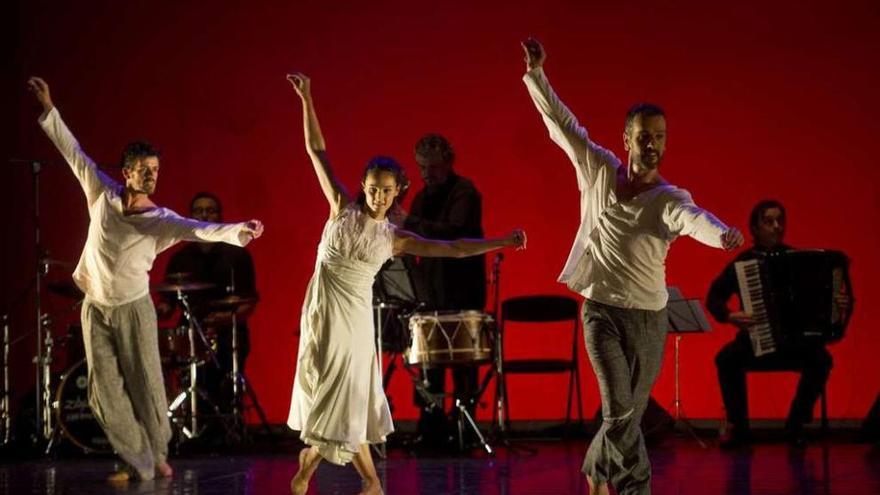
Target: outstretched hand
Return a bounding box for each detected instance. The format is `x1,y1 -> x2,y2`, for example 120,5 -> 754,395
509,229 -> 527,250
286,72 -> 311,99
521,38 -> 546,71
239,219 -> 265,244
721,227 -> 744,251
27,77 -> 54,112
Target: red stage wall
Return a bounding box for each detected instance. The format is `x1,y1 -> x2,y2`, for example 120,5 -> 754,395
8,0 -> 879,424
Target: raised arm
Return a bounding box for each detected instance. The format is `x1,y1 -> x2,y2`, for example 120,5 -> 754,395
393,229 -> 526,258
287,73 -> 350,217
521,39 -> 618,190
28,77 -> 119,205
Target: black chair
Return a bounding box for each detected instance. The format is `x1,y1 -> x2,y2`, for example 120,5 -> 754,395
745,366 -> 829,434
494,295 -> 584,433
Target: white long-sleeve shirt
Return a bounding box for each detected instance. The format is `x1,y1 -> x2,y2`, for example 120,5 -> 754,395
523,67 -> 728,310
39,108 -> 251,307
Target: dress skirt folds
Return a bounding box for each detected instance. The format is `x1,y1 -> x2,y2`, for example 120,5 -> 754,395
288,204 -> 395,465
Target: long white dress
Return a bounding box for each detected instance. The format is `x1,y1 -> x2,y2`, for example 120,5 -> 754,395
287,203 -> 395,465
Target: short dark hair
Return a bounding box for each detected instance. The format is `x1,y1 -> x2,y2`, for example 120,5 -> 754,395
749,199 -> 786,235
120,140 -> 160,169
357,155 -> 410,206
414,133 -> 455,166
625,103 -> 666,135
190,191 -> 223,216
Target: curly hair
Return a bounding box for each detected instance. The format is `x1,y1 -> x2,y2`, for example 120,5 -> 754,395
414,133 -> 455,166
120,140 -> 160,169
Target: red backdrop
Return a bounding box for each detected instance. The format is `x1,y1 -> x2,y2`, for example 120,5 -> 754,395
7,0 -> 879,424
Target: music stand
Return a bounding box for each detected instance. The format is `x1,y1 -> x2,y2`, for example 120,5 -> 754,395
665,287 -> 712,448
371,257 -> 423,458
373,257 -> 422,388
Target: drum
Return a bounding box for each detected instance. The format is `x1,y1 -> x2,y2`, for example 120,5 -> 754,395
160,324 -> 217,368
53,358 -> 111,453
406,310 -> 494,366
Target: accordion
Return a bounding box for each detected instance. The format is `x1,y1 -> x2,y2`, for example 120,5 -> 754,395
734,249 -> 853,356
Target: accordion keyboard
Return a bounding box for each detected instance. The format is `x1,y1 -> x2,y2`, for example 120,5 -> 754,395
735,259 -> 777,356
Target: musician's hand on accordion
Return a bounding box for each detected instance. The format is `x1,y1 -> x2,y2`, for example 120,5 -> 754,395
721,227 -> 745,251
835,290 -> 851,315
728,311 -> 754,331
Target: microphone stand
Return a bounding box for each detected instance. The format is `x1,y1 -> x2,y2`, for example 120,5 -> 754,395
489,253 -> 507,432
29,160 -> 53,443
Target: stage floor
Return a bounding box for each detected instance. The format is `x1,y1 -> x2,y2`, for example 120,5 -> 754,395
1,437 -> 878,494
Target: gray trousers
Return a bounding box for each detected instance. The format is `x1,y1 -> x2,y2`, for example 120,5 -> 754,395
581,299 -> 667,495
81,295 -> 171,480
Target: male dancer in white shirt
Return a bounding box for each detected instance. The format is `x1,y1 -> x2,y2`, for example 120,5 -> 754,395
520,40 -> 743,495
27,77 -> 264,482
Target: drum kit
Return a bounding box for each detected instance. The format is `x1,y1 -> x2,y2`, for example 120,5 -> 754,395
373,255 -> 508,455
2,269 -> 270,455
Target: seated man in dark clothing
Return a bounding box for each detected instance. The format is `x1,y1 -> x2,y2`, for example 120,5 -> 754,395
706,200 -> 832,448
159,192 -> 258,421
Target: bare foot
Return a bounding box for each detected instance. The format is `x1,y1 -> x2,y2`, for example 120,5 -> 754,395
586,475 -> 610,495
358,478 -> 383,495
290,477 -> 308,495
155,462 -> 173,478
106,470 -> 131,483
290,448 -> 312,495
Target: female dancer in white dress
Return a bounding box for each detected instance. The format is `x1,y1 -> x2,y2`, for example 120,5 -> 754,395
286,73 -> 527,495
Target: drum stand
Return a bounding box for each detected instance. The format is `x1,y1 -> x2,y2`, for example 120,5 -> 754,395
406,363 -> 494,455
166,289 -> 228,441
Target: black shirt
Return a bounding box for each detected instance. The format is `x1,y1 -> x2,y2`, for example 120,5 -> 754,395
164,242 -> 257,325
404,173 -> 486,310
705,243 -> 792,324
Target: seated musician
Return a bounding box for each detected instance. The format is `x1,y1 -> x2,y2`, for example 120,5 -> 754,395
706,200 -> 833,448
158,192 -> 258,415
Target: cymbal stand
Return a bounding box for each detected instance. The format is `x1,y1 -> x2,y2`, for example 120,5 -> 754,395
166,288 -> 223,440
225,270 -> 272,440
228,313 -> 272,440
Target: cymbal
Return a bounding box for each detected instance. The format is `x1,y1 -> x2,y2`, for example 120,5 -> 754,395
151,281 -> 216,293
47,280 -> 84,300
205,295 -> 258,309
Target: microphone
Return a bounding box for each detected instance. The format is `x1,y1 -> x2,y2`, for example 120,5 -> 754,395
8,158 -> 47,164
8,158 -> 49,173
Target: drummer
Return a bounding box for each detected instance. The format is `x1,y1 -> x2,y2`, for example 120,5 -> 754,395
157,192 -> 258,415
404,134 -> 487,448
